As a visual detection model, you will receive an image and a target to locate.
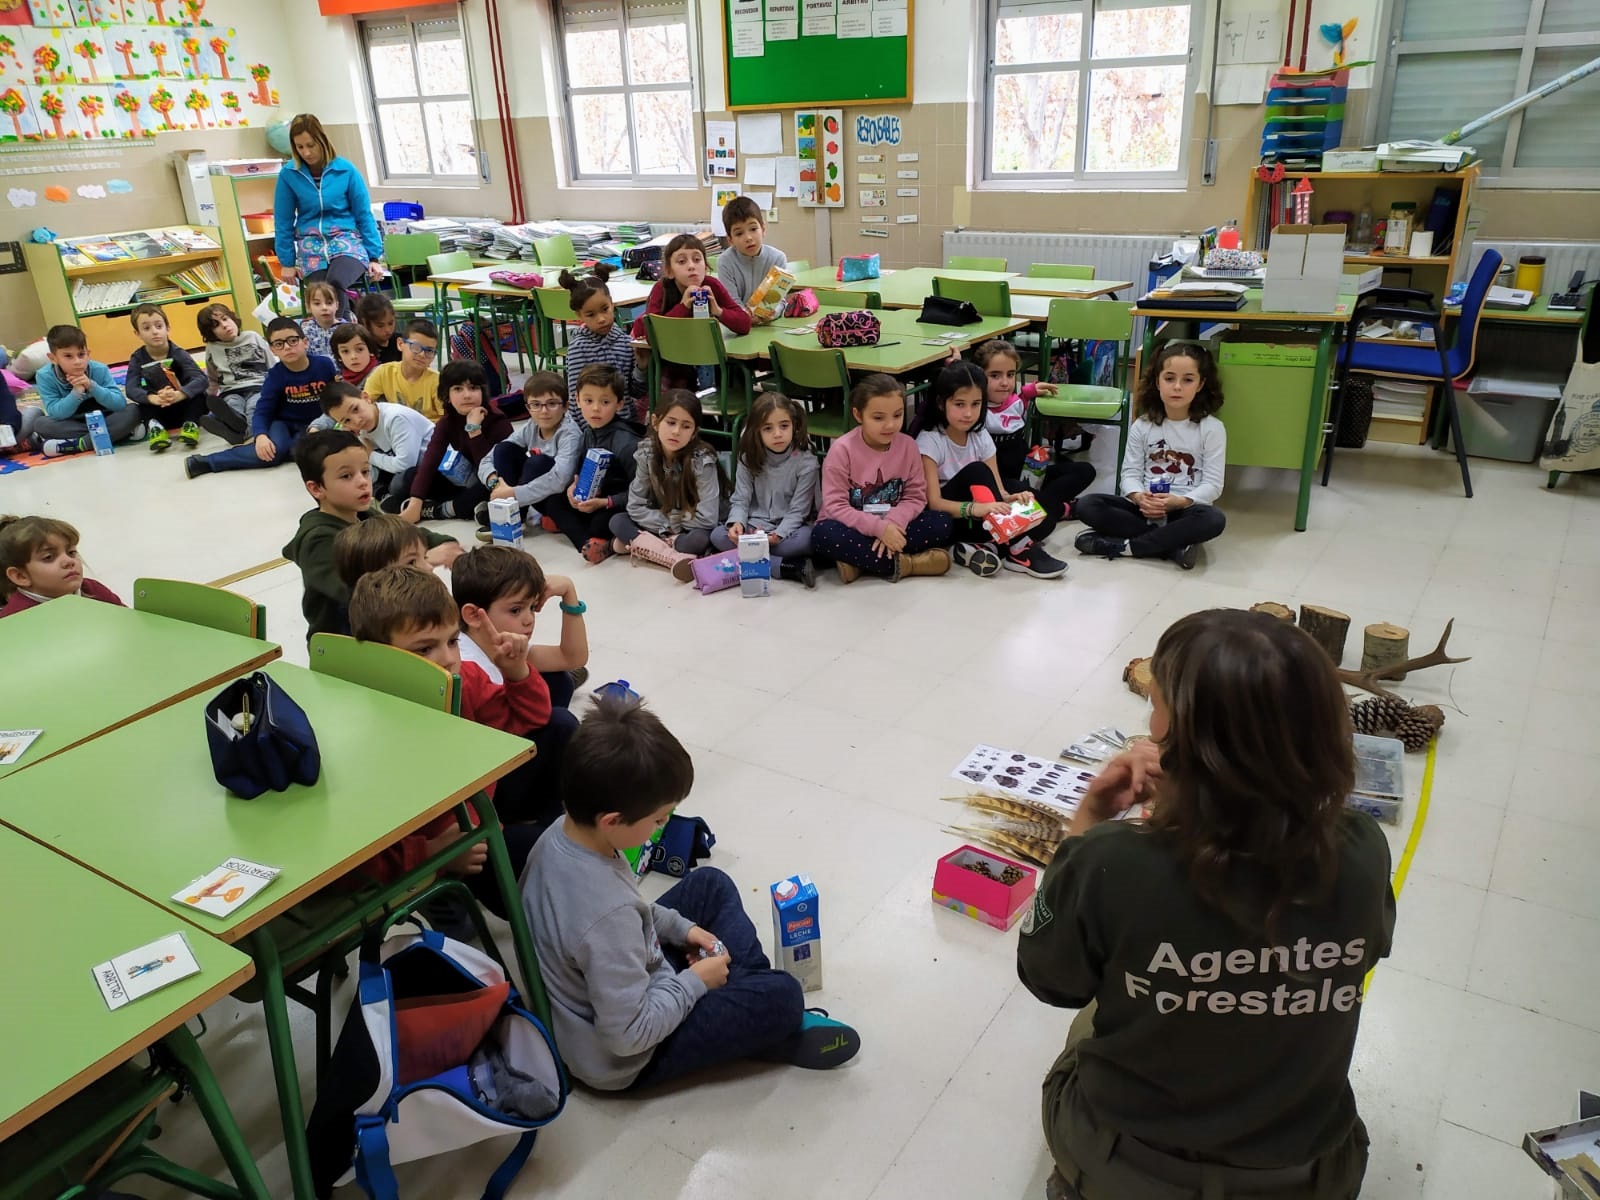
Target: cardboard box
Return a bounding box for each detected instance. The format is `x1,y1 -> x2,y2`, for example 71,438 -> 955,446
571,447 -> 612,503
174,150 -> 218,228
737,532 -> 770,598
1261,224 -> 1346,314
1343,266 -> 1382,296
1524,1113 -> 1600,1200
84,410 -> 114,456
771,874 -> 822,991
932,845 -> 1038,931
488,497 -> 522,550
1322,148 -> 1379,173
747,265 -> 797,323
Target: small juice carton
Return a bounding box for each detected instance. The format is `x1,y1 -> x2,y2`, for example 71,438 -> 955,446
737,531 -> 770,598
85,410 -> 114,456
690,286 -> 711,319
1020,444 -> 1050,490
571,447 -> 613,502
487,497 -> 522,550
770,874 -> 822,991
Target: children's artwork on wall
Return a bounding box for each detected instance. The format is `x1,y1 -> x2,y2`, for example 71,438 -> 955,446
25,27 -> 72,84
32,82 -> 84,138
0,29 -> 27,87
0,84 -> 41,140
68,82 -> 111,135
26,0 -> 75,28
794,108 -> 843,208
68,26 -> 106,81
213,79 -> 239,124
178,79 -> 209,126
245,59 -> 271,106
142,28 -> 178,76
141,78 -> 179,130
106,26 -> 140,77
108,79 -> 150,135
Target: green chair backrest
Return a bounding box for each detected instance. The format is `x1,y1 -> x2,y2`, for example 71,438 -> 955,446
1029,263 -> 1096,280
769,341 -> 851,393
309,633 -> 460,715
534,286 -> 578,323
133,577 -> 265,639
932,276 -> 1012,317
383,233 -> 442,270
811,287 -> 880,309
645,314 -> 728,369
948,255 -> 1007,272
427,250 -> 473,276
533,235 -> 577,269
1044,297 -> 1135,342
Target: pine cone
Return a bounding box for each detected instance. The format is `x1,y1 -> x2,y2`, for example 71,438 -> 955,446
1349,698 -> 1444,751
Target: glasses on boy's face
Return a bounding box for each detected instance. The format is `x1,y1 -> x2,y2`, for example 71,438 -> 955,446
529,399 -> 565,411
269,334 -> 304,350
402,338 -> 436,355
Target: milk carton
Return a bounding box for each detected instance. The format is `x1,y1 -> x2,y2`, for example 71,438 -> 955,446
770,874 -> 822,992
737,531 -> 770,598
487,497 -> 522,550
571,447 -> 613,502
85,410 -> 114,456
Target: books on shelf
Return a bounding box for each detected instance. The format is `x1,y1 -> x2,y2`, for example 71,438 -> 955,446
71,277 -> 142,313
164,227 -> 220,251
72,239 -> 131,263
166,260 -> 226,295
116,232 -> 173,259
1370,377 -> 1430,420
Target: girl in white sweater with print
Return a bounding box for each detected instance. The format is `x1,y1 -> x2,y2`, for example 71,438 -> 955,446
1074,343 -> 1226,570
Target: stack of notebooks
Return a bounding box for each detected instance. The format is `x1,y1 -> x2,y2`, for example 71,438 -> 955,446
1370,377 -> 1431,422
1141,280 -> 1250,311
71,277 -> 142,312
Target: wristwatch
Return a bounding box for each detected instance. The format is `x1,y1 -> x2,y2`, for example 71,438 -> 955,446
465,421 -> 482,433
559,599 -> 587,616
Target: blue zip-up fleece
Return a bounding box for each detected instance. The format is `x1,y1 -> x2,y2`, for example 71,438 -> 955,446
273,156 -> 384,269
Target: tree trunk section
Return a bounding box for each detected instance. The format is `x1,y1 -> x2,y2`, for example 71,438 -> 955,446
1361,623 -> 1410,680
1123,657 -> 1153,699
1250,601 -> 1295,621
1299,604 -> 1352,664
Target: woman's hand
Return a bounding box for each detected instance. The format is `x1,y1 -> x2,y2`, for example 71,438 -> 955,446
367,261 -> 386,283
279,266 -> 301,285
1071,741 -> 1162,834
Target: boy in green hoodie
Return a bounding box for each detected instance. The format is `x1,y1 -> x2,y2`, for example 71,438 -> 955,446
284,430 -> 463,640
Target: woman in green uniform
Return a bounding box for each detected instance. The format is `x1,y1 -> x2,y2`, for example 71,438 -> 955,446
1019,608 -> 1396,1199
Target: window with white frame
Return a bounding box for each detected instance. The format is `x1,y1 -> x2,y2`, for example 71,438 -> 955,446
982,0 -> 1199,184
1378,0 -> 1600,185
555,0 -> 697,184
360,9 -> 484,184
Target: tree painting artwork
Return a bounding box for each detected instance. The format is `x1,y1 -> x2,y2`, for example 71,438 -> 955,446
208,34 -> 228,78
247,61 -> 269,106
181,33 -> 200,76
113,39 -> 136,78
219,87 -> 239,125
0,35 -> 22,75
146,36 -> 169,76
114,85 -> 144,136
181,0 -> 203,23
73,37 -> 102,82
0,87 -> 28,141
38,86 -> 66,138
182,84 -> 207,127
77,89 -> 104,136
33,43 -> 64,85
149,0 -> 168,24
148,83 -> 176,129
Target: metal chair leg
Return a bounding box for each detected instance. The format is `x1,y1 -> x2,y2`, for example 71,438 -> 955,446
1443,384 -> 1474,498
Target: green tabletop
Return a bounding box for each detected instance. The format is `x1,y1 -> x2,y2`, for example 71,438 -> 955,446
722,306 -> 1028,374
439,265 -> 652,307
1464,294 -> 1586,326
0,597 -> 280,779
786,265 -> 1128,308
0,826 -> 252,1141
0,661 -> 533,943
1133,289 -> 1354,324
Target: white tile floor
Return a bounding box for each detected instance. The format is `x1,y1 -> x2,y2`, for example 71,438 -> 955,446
6,428 -> 1598,1199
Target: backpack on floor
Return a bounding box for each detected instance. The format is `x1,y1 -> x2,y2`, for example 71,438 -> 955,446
448,322 -> 507,397
305,918 -> 567,1199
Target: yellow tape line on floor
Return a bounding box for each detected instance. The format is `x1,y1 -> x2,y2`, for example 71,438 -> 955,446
1365,737 -> 1436,995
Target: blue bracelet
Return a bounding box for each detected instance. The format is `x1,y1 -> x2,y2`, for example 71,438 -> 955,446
559,599 -> 587,616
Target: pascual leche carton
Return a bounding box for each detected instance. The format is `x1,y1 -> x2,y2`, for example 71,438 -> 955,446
770,874 -> 822,991
487,496 -> 522,550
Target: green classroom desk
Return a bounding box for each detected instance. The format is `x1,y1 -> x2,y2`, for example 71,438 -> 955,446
722,306 -> 1029,372
1134,291 -> 1354,533
0,597 -> 280,779
785,265 -> 1127,308
0,827 -> 267,1196
0,660 -> 538,1200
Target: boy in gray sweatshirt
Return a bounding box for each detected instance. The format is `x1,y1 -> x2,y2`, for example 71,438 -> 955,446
519,695 -> 860,1091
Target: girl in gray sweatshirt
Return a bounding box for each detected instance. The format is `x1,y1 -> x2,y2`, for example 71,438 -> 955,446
710,391 -> 818,566
610,390 -> 727,556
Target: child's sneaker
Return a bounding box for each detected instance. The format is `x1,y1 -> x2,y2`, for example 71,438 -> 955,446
952,542 -> 1002,578
1074,531 -> 1126,559
780,1008 -> 861,1070
474,528 -> 494,544
147,425 -> 171,453
473,500 -> 491,529
581,537 -> 613,565
177,421 -> 200,447
1004,544 -> 1068,579
41,437 -> 87,457
184,454 -> 210,479
539,515 -> 559,534
1170,543 -> 1198,571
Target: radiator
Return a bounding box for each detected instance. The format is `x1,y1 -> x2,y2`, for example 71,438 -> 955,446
1469,241 -> 1600,289
943,231 -> 1178,288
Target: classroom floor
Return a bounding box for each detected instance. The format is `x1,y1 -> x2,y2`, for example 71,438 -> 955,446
8,426 -> 1599,1200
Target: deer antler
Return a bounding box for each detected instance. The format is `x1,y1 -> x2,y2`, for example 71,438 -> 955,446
1337,619 -> 1470,701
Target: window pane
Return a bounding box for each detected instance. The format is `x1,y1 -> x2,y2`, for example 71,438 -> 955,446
1400,0 -> 1530,41
1386,51 -> 1516,168
424,100 -> 477,175
627,20 -> 689,84
995,12 -> 1082,65
631,89 -> 693,173
378,103 -> 430,174
1514,47 -> 1600,169
573,92 -> 632,173
1540,0 -> 1600,35
368,41 -> 417,100
416,35 -> 469,96
1084,64 -> 1184,171
990,71 -> 1079,172
1092,5 -> 1189,58
566,28 -> 625,87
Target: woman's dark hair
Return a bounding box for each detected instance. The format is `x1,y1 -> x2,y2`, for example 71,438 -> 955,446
918,360 -> 987,435
848,373 -> 903,418
1146,608 -> 1355,941
737,391 -> 808,476
559,264 -> 614,314
659,233 -> 707,312
645,389 -> 728,514
1136,341 -> 1224,424
329,322 -> 376,361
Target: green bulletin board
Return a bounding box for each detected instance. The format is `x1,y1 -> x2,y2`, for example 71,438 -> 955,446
723,0 -> 914,111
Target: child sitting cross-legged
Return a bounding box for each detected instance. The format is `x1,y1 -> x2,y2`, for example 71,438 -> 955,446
476,371 -> 582,540
300,279 -> 343,362
709,390 -> 817,588
521,693 -> 861,1091
285,430 -> 462,640
398,360 -> 512,524
546,364 -> 643,564
559,267 -> 645,422
33,324 -> 141,456
364,317 -> 441,419
198,303 -> 269,446
0,514 -> 123,617
123,303 -> 206,453
609,389 -> 727,580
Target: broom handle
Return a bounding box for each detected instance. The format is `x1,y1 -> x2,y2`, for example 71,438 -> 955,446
1441,53 -> 1600,144
1283,0 -> 1296,67
1298,0 -> 1313,69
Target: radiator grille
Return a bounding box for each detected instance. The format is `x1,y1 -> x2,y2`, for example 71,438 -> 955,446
943,231 -> 1177,289
1470,241 -> 1600,289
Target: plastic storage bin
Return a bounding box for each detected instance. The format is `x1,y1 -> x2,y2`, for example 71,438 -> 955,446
1451,375 -> 1563,463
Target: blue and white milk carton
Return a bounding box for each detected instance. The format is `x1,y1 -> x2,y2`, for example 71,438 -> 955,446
571,447 -> 613,502
85,410 -> 114,456
770,874 -> 822,992
737,531 -> 770,598
488,497 -> 522,550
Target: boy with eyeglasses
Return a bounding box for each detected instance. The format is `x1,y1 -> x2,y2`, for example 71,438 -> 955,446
473,371 -> 583,538
186,316 -> 337,477
363,317 -> 442,419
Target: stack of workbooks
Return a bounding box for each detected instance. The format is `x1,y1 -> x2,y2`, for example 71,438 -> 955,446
166,260 -> 225,295
71,277 -> 141,312
1141,280 -> 1250,311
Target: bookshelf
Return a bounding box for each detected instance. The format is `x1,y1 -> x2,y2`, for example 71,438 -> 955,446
211,166 -> 284,334
1244,165 -> 1479,445
23,226 -> 235,364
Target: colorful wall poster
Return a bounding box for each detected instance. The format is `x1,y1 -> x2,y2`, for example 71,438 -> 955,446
794,108 -> 843,208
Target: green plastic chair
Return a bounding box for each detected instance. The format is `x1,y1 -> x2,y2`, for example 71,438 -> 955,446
768,340 -> 853,441
1032,298 -> 1136,468
533,234 -> 577,269
426,250 -> 473,364
811,287 -> 880,309
644,314 -> 742,445
1029,263 -> 1096,280
309,632 -> 458,714
933,275 -> 1012,317
255,255 -> 300,317
133,577 -> 265,640
532,286 -> 580,372
948,255 -> 1007,272
381,233 -> 442,316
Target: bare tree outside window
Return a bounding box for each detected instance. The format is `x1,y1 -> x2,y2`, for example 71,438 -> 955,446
360,9 -> 484,184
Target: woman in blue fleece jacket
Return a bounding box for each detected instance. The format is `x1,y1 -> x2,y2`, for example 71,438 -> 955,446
273,113 -> 385,316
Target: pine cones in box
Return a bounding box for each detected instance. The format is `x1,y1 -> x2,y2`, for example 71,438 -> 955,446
1349,698 -> 1444,751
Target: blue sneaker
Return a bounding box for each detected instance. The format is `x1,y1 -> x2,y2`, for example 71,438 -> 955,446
782,1008 -> 861,1070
